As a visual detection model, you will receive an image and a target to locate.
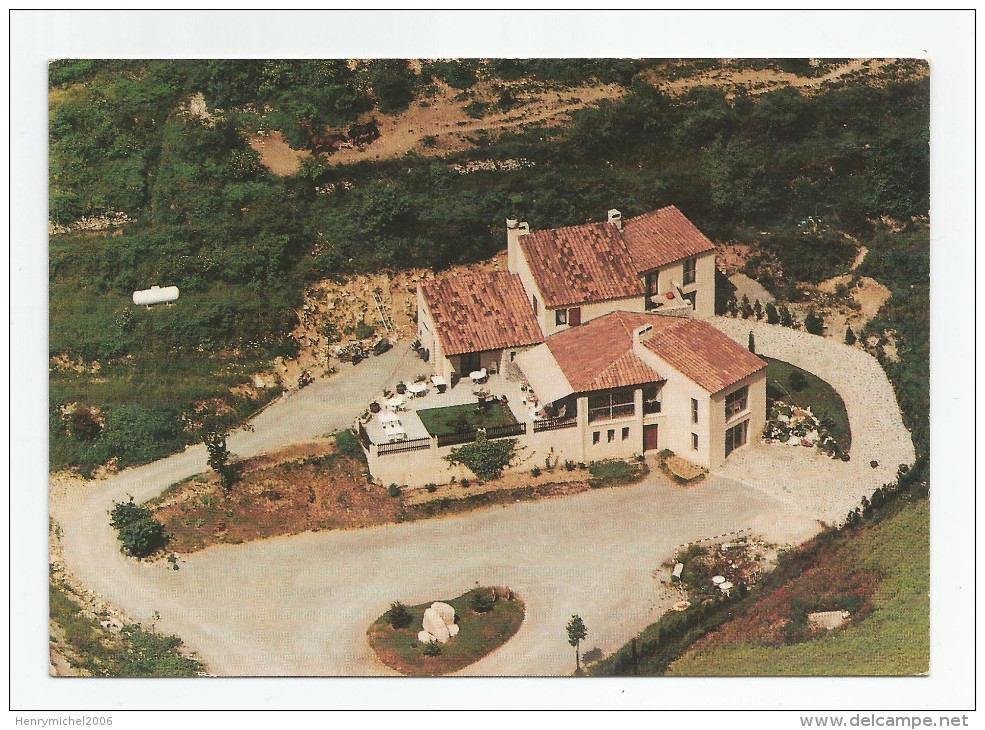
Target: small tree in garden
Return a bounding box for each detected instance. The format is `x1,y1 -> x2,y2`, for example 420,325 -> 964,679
566,614 -> 588,674
748,331 -> 756,354
754,299 -> 764,320
386,601 -> 413,629
423,640 -> 442,657
845,326 -> 857,345
444,434 -> 517,481
765,301 -> 780,324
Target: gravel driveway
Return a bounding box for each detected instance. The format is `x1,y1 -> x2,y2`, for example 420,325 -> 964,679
49,322 -> 914,676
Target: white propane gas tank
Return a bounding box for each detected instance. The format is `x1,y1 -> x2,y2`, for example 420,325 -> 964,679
132,285 -> 179,306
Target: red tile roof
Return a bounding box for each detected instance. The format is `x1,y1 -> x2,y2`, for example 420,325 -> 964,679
622,205 -> 717,273
519,222 -> 643,308
640,318 -> 767,394
545,311 -> 664,393
544,311 -> 766,395
517,206 -> 716,308
421,270 -> 544,356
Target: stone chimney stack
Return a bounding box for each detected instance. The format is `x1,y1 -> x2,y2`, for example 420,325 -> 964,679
608,209 -> 622,231
507,218 -> 530,274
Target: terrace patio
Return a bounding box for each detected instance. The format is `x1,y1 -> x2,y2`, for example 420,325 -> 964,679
360,367 -> 548,448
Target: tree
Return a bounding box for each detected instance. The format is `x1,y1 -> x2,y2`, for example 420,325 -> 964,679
753,299 -> 764,320
566,614 -> 588,674
845,326 -> 857,345
748,331 -> 756,354
386,601 -> 413,629
805,310 -> 825,335
205,431 -> 235,492
740,294 -> 753,319
780,305 -> 794,328
765,301 -> 780,324
444,434 -> 518,481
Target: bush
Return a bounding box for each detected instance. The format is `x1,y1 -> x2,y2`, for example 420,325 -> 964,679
788,370 -> 809,392
845,326 -> 857,345
423,640 -> 442,657
386,601 -> 413,629
469,587 -> 495,613
354,320 -> 376,339
387,484 -> 402,498
109,498 -> 170,558
530,466 -> 542,477
805,310 -> 825,335
459,478 -> 471,489
70,406 -> 102,441
335,429 -> 366,462
444,434 -> 517,481
765,302 -> 780,324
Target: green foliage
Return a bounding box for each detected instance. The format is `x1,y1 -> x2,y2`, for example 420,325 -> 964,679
367,59 -> 417,113
422,640 -> 442,657
748,331 -> 756,353
49,578 -> 203,677
469,587 -> 496,613
765,302 -> 780,324
779,305 -> 795,328
804,310 -> 825,335
444,434 -> 517,481
110,498 -> 171,558
787,369 -> 808,392
387,483 -> 402,498
422,59 -> 479,89
567,614 -> 588,672
845,326 -> 857,345
354,320 -> 376,339
335,429 -> 366,463
587,459 -> 647,488
386,601 -> 413,629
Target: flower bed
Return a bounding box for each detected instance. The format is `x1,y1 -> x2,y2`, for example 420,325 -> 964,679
764,400 -> 845,459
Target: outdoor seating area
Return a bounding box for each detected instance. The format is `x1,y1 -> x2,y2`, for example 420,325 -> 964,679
360,366 -> 560,449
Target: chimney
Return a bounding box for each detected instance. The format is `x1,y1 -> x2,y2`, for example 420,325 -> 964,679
507,219 -> 530,274
608,209 -> 622,231
632,323 -> 654,347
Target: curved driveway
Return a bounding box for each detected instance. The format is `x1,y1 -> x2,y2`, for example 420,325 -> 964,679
49,324 -> 914,676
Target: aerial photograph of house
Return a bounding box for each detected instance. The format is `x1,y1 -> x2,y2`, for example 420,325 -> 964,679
31,11 -> 967,714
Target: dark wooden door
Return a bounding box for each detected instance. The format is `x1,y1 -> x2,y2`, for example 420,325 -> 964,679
569,307 -> 582,326
643,424 -> 659,452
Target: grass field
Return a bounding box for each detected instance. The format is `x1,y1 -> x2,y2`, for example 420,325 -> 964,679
666,498 -> 928,676
416,401 -> 518,437
765,356 -> 852,451
367,587 -> 525,676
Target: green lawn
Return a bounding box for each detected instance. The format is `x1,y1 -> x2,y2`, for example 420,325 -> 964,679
765,356 -> 852,451
367,588 -> 525,676
666,499 -> 929,676
416,401 -> 518,437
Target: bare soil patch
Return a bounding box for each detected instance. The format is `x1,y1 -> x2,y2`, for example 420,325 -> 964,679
794,275 -> 891,345
248,130 -> 311,176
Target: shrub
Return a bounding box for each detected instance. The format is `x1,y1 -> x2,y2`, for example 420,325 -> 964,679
740,295 -> 754,319
765,301 -> 780,324
70,406 -> 102,441
109,498 -> 170,558
422,641 -> 442,657
530,466 -> 542,477
387,484 -> 402,498
335,429 -> 366,462
386,601 -> 413,629
354,320 -> 376,339
564,460 -> 577,471
444,434 -> 517,481
469,587 -> 495,613
788,370 -> 809,392
805,310 -> 825,335
459,478 -> 471,489
425,483 -> 438,493
845,326 -> 857,345
780,305 -> 794,328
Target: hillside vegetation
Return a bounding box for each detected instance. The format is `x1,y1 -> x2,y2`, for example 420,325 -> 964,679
48,59 -> 929,476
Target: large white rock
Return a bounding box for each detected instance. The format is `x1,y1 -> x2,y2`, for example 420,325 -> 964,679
430,602 -> 456,625
422,607 -> 450,643
417,630 -> 436,644
448,623 -> 460,638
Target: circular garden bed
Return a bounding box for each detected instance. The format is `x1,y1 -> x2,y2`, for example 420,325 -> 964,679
367,586 -> 524,676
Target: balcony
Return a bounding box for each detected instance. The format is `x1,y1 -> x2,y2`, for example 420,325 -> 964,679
588,402 -> 635,423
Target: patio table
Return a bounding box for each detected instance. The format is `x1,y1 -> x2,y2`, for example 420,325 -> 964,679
430,375 -> 448,393
383,395 -> 405,411
470,369 -> 487,384
407,382 -> 428,396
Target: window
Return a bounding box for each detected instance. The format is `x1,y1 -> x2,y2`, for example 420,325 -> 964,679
568,307 -> 581,326
683,256 -> 697,286
691,398 -> 699,424
607,429 -> 615,443
555,308 -> 567,326
588,389 -> 635,422
691,433 -> 699,451
592,431 -> 600,445
725,386 -> 749,421
532,295 -> 539,315
725,420 -> 749,456
621,427 -> 630,441
510,351 -> 516,362
643,385 -> 662,414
